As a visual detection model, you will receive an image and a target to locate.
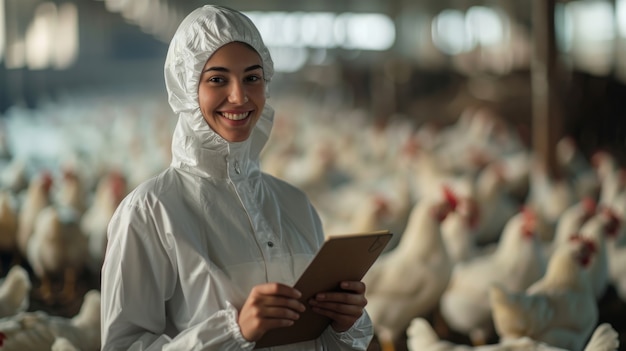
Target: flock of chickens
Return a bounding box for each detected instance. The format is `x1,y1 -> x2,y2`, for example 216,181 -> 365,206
0,94 -> 172,350
0,151 -> 126,349
0,92 -> 624,351
262,98 -> 625,351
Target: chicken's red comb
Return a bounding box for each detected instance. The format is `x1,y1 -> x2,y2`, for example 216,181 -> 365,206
581,197 -> 596,213
564,233 -> 576,243
373,194 -> 391,216
402,136 -> 420,157
569,234 -> 597,267
601,207 -> 622,238
110,172 -> 127,200
520,206 -> 536,222
519,206 -> 536,237
373,193 -> 387,204
61,164 -> 76,177
41,170 -> 53,181
41,170 -> 54,191
0,331 -> 6,347
569,234 -> 597,252
442,186 -> 458,210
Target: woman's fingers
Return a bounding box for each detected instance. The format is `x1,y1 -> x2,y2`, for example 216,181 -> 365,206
238,283 -> 306,341
309,281 -> 368,332
254,282 -> 302,299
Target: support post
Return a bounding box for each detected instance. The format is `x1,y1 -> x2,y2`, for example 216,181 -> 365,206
531,0 -> 563,178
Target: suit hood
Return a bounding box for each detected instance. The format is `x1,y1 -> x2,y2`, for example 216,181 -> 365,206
164,5 -> 275,177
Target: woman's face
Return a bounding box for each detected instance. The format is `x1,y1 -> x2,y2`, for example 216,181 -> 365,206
198,42 -> 266,142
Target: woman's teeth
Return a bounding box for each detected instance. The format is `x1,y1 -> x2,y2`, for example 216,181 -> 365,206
221,112 -> 249,121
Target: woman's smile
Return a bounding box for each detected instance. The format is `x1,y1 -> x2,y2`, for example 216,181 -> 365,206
219,111 -> 252,121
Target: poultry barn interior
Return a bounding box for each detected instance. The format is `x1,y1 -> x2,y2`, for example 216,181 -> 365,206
1,0 -> 626,350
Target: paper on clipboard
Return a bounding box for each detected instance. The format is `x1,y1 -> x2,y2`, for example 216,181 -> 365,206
254,229 -> 393,348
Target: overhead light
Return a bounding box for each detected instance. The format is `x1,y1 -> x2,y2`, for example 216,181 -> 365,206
53,2 -> 79,69
466,6 -> 505,47
245,11 -> 395,51
26,2 -> 56,70
338,13 -> 395,51
432,9 -> 469,55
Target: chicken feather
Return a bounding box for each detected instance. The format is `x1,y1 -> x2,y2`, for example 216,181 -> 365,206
490,237 -> 599,351
406,317 -> 619,351
440,208 -> 546,344
363,189 -> 455,346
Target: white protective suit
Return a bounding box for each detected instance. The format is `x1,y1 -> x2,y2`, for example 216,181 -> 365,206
100,5 -> 373,351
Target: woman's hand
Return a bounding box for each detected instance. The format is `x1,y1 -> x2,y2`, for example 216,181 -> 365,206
309,281 -> 367,332
238,283 -> 306,341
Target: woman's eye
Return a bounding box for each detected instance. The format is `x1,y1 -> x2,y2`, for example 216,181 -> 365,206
208,76 -> 225,84
246,75 -> 261,83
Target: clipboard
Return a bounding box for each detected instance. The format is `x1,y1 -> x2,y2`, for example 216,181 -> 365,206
254,229 -> 393,348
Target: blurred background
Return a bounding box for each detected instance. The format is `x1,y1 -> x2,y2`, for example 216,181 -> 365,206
0,0 -> 626,350
1,0 -> 625,165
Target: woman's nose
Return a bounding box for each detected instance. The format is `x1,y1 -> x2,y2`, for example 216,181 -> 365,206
228,82 -> 247,104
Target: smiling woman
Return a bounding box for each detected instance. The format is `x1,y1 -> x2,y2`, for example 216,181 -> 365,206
99,5 -> 374,351
198,42 -> 266,142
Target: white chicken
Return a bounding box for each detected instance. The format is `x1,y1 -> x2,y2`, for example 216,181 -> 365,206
489,236 -> 599,351
441,195 -> 481,264
430,106 -> 508,176
0,265 -> 31,318
526,162 -> 576,238
80,169 -> 127,273
600,206 -> 626,301
0,289 -> 101,351
405,143 -> 449,201
327,192 -> 394,235
607,190 -> 626,246
591,150 -> 619,183
313,167 -> 413,247
406,317 -> 620,351
551,198 -> 597,252
53,167 -> 86,215
16,171 -> 53,257
578,208 -> 617,301
608,239 -> 626,302
362,186 -> 457,351
0,158 -> 28,194
439,208 -> 547,345
592,151 -> 623,208
556,136 -> 600,200
51,336 -> 81,351
371,173 -> 414,248
279,137 -> 338,196
26,206 -> 88,303
497,150 -> 531,201
472,161 -> 520,245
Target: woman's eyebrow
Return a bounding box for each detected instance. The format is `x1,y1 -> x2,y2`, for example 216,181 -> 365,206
245,64 -> 263,72
203,66 -> 228,73
203,64 -> 263,73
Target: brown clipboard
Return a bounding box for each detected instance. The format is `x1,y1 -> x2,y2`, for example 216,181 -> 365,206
254,229 -> 393,348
